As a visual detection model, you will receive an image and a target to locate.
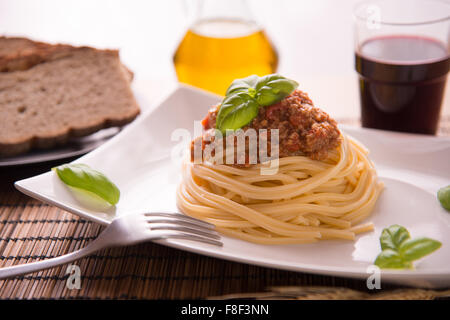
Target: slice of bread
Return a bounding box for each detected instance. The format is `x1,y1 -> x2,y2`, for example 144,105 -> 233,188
0,37 -> 72,72
0,37 -> 140,157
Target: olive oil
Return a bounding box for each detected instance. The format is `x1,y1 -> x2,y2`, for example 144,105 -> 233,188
173,19 -> 278,95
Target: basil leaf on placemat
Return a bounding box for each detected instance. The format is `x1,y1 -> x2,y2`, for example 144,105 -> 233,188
53,163 -> 120,205
437,185 -> 450,210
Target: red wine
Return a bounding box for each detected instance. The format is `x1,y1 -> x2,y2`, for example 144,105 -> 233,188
355,35 -> 449,134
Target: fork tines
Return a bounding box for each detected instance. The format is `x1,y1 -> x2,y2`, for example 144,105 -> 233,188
144,212 -> 222,246
144,212 -> 214,228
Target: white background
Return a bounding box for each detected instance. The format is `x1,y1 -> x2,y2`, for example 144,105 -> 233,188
0,0 -> 448,120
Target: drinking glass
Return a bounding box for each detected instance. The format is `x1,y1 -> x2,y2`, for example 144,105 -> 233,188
354,0 -> 450,134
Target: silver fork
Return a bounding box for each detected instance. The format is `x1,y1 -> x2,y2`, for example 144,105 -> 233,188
0,212 -> 222,279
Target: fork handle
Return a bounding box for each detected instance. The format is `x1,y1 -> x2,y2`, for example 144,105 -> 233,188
0,240 -> 104,279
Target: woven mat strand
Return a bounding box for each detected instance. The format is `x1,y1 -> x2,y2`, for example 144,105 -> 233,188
0,117 -> 449,300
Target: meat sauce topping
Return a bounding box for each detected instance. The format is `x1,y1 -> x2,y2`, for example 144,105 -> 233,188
192,90 -> 341,164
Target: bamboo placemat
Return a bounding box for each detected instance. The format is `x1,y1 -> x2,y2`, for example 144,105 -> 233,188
0,117 -> 449,300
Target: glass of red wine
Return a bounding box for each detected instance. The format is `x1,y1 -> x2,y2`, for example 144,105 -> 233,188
354,0 -> 449,134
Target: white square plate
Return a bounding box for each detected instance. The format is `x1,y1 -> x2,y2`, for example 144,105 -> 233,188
15,85 -> 450,288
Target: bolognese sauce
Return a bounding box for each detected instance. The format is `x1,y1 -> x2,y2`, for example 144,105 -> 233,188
191,89 -> 341,164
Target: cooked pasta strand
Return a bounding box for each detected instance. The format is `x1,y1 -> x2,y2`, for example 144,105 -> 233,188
177,134 -> 383,244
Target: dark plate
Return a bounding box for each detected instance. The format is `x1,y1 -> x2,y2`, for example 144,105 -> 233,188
0,127 -> 121,167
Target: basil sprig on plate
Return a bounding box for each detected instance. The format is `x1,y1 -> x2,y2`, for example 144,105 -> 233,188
374,224 -> 441,269
437,185 -> 450,211
216,74 -> 299,133
53,163 -> 120,206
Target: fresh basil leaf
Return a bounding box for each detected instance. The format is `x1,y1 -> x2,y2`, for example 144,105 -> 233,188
379,224 -> 410,251
219,97 -> 259,133
217,74 -> 298,133
399,237 -> 442,262
68,186 -> 116,211
53,163 -> 120,206
255,74 -> 298,106
374,224 -> 442,270
437,185 -> 450,211
374,249 -> 412,269
254,86 -> 282,107
225,75 -> 259,97
217,92 -> 255,129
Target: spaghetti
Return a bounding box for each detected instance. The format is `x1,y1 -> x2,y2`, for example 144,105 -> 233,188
177,134 -> 384,244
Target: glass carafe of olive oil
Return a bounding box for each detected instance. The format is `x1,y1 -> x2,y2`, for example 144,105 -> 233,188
173,0 -> 278,95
